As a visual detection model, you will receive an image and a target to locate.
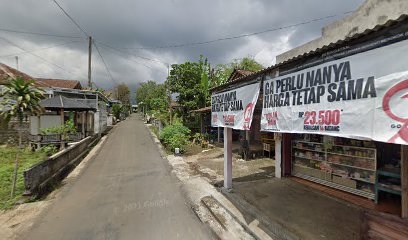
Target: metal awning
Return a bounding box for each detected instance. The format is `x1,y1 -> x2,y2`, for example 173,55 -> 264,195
40,95 -> 95,111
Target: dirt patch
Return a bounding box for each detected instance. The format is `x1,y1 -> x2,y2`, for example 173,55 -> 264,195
187,162 -> 219,183
184,144 -> 206,156
185,146 -> 276,184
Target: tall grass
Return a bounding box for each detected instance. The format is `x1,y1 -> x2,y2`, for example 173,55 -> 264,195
0,146 -> 46,209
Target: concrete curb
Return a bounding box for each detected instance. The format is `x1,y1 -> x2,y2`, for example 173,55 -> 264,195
144,123 -> 275,240
201,196 -> 258,240
64,135 -> 108,181
221,190 -> 300,240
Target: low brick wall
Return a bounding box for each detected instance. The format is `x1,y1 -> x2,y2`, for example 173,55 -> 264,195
0,120 -> 30,145
23,135 -> 99,197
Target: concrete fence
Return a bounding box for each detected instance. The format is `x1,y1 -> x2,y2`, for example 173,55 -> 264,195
23,135 -> 99,197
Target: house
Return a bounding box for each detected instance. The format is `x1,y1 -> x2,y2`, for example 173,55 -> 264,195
35,78 -> 82,89
29,87 -> 110,147
0,63 -> 39,144
0,62 -> 109,146
0,63 -> 41,85
227,69 -> 254,83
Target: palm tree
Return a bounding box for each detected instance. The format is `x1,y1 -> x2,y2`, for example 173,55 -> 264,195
0,77 -> 44,197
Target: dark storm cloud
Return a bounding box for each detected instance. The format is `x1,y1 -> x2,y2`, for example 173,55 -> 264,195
0,0 -> 364,93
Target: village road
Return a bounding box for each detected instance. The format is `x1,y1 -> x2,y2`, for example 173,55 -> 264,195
24,115 -> 212,240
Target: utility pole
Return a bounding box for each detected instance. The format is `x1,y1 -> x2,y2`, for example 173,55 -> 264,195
88,36 -> 92,88
168,64 -> 172,125
15,56 -> 19,70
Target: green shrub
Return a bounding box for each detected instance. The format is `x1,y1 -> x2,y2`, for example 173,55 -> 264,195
159,123 -> 191,152
41,119 -> 77,141
168,133 -> 190,152
40,145 -> 58,156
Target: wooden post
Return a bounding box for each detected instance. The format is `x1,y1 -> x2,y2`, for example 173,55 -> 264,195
200,114 -> 203,134
82,111 -> 85,138
85,111 -> 88,137
60,109 -> 64,124
217,127 -> 221,143
60,109 -> 64,149
37,114 -> 41,135
402,145 -> 408,219
224,127 -> 232,189
275,133 -> 282,178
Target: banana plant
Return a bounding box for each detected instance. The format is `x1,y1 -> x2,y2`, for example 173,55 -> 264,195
0,77 -> 44,198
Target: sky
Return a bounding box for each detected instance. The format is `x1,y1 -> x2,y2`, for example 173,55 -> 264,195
0,0 -> 365,97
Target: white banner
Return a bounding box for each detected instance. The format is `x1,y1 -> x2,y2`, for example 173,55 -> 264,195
212,82 -> 260,130
261,38 -> 408,145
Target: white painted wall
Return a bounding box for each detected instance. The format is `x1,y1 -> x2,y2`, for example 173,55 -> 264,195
98,101 -> 107,133
93,112 -> 100,134
107,115 -> 113,126
30,115 -> 61,135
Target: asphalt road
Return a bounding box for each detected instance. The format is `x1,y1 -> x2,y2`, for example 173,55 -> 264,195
25,115 -> 213,240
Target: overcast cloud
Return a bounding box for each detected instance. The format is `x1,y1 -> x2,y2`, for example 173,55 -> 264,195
0,0 -> 364,96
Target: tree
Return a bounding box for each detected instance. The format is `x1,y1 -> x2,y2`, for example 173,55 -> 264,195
114,83 -> 131,104
0,77 -> 44,197
112,104 -> 122,120
167,61 -> 204,111
135,81 -> 168,121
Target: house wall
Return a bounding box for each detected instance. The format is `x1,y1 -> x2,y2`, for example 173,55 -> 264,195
276,0 -> 408,63
107,115 -> 113,126
94,112 -> 100,134
0,117 -> 30,145
30,115 -> 61,135
98,100 -> 107,133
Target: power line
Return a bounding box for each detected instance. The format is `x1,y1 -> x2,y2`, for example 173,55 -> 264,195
0,35 -> 87,80
0,27 -> 84,39
97,41 -> 169,65
97,42 -> 168,74
92,41 -> 117,84
124,11 -> 353,50
52,0 -> 89,37
0,39 -> 83,58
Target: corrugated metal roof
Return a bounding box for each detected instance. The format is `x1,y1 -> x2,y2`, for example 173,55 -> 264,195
40,95 -> 95,111
277,14 -> 408,65
211,14 -> 408,93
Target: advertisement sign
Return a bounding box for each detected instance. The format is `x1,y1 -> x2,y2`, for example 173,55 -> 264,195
261,35 -> 408,145
212,82 -> 260,130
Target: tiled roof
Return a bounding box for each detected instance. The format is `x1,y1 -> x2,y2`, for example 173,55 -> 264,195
191,106 -> 211,113
35,78 -> 82,89
227,69 -> 255,82
235,69 -> 254,76
0,63 -> 82,89
0,63 -> 40,85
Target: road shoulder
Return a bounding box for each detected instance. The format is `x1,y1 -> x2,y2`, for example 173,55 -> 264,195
0,135 -> 108,240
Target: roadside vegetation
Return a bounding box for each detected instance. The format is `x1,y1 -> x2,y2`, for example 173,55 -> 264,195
137,56 -> 264,154
0,146 -> 47,209
0,77 -> 44,199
